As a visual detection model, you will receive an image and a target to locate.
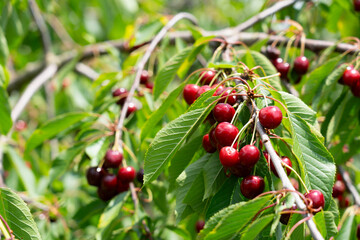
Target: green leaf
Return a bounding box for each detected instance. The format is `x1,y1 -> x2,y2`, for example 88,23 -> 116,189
240,214 -> 274,240
144,90 -> 217,184
250,50 -> 282,91
0,28 -> 9,65
5,148 -> 36,197
0,86 -> 12,134
85,136 -> 112,166
141,82 -> 185,141
314,211 -> 327,238
198,195 -> 272,240
73,200 -> 107,227
203,153 -> 226,199
336,213 -> 355,240
25,112 -> 92,154
153,46 -> 193,99
288,113 -> 335,209
302,55 -> 342,104
0,188 -> 42,240
49,142 -> 85,183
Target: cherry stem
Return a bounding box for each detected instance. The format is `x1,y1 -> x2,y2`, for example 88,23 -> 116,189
231,117 -> 253,148
283,164 -> 309,193
252,202 -> 277,221
0,215 -> 13,240
231,101 -> 245,125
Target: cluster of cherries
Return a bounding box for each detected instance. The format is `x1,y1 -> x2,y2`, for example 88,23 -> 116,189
355,0 -> 360,11
332,173 -> 350,208
86,149 -> 137,201
339,64 -> 360,98
265,46 -> 309,83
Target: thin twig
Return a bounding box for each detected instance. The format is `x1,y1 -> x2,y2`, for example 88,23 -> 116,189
75,63 -> 99,81
115,13 -> 198,144
338,166 -> 360,206
281,79 -> 299,97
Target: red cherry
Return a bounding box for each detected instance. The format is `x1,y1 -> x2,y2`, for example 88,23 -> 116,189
126,103 -> 137,117
112,88 -> 128,105
140,70 -> 150,84
212,103 -> 236,123
219,146 -> 240,168
239,145 -> 260,168
269,156 -> 292,177
86,167 -> 106,187
212,84 -> 225,96
202,134 -> 216,153
336,173 -> 343,181
274,58 -> 290,79
136,169 -> 144,184
195,220 -> 205,233
103,150 -> 123,168
280,204 -> 297,225
205,114 -> 216,125
266,46 -> 280,60
293,56 -> 309,75
101,174 -> 118,191
259,106 -> 283,129
230,164 -> 252,178
145,82 -> 154,90
354,0 -> 360,11
338,195 -> 350,208
351,79 -> 360,97
183,84 -> 200,105
240,175 -> 265,199
342,68 -> 360,87
195,85 -> 212,99
332,180 -> 346,198
357,224 -> 360,239
214,122 -> 239,147
117,181 -> 130,193
200,70 -> 217,85
118,166 -> 136,183
209,128 -> 217,147
97,187 -> 117,201
305,190 -> 325,211
217,87 -> 237,105
339,65 -> 354,84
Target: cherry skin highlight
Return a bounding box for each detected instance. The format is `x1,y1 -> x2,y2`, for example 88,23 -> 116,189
118,166 -> 136,183
332,180 -> 346,198
103,149 -> 123,168
293,56 -> 310,75
86,167 -> 105,187
214,122 -> 239,147
112,88 -> 128,105
239,145 -> 260,168
200,70 -> 217,85
219,146 -> 240,168
126,103 -> 137,117
259,106 -> 283,129
140,70 -> 150,84
183,84 -> 200,105
274,58 -> 290,79
240,175 -> 265,199
342,68 -> 360,87
212,103 -> 235,123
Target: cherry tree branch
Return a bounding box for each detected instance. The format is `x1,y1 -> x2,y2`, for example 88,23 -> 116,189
338,166 -> 360,207
75,63 -> 99,81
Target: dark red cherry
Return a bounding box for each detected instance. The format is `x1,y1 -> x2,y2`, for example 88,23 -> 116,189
195,85 -> 212,99
205,114 -> 216,125
140,70 -> 150,84
136,169 -> 144,184
338,195 -> 350,208
354,0 -> 360,11
101,174 -> 118,191
112,88 -> 128,105
195,220 -> 205,233
351,79 -> 360,97
209,128 -> 218,147
259,106 -> 283,129
118,166 -> 136,183
336,173 -> 343,181
339,65 -> 354,85
214,122 -> 239,147
202,134 -> 216,153
230,164 -> 252,178
293,56 -> 309,75
126,103 -> 137,117
219,146 -> 240,168
357,224 -> 360,239
212,84 -> 225,96
269,156 -> 292,177
212,103 -> 235,123
145,82 -> 154,90
103,150 -> 123,168
240,175 -> 265,199
280,204 -> 297,225
305,190 -> 325,211
97,187 -> 117,201
266,46 -> 280,60
332,180 -> 346,198
239,145 -> 260,168
343,68 -> 360,87
86,167 -> 105,187
217,87 -> 237,105
117,181 -> 130,193
274,58 -> 290,79
183,84 -> 200,105
200,70 -> 217,85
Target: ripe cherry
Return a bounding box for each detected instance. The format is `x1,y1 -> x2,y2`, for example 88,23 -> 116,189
97,187 -> 116,201
112,88 -> 128,105
212,103 -> 235,123
239,145 -> 260,168
140,70 -> 150,84
117,181 -> 130,193
126,103 -> 137,117
354,0 -> 360,11
200,70 -> 217,85
183,84 -> 200,105
195,220 -> 205,233
230,164 -> 252,178
305,190 -> 325,211
103,150 -> 123,168
219,146 -> 240,168
339,65 -> 354,84
269,156 -> 292,177
145,82 -> 154,90
351,79 -> 360,97
338,195 -> 350,208
274,58 -> 290,79
214,122 -> 239,147
293,56 -> 309,75
205,114 -> 216,125
101,174 -> 118,191
118,166 -> 136,183
342,68 -> 360,87
195,85 -> 212,99
212,84 -> 225,96
280,204 -> 297,225
209,128 -> 217,147
86,167 -> 105,187
202,134 -> 216,153
240,175 -> 265,199
265,46 -> 280,60
332,180 -> 346,198
357,223 -> 360,239
217,87 -> 237,105
136,169 -> 144,184
259,106 -> 283,129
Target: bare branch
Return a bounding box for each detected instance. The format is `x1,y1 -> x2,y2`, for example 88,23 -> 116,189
75,63 -> 99,81
338,166 -> 360,207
